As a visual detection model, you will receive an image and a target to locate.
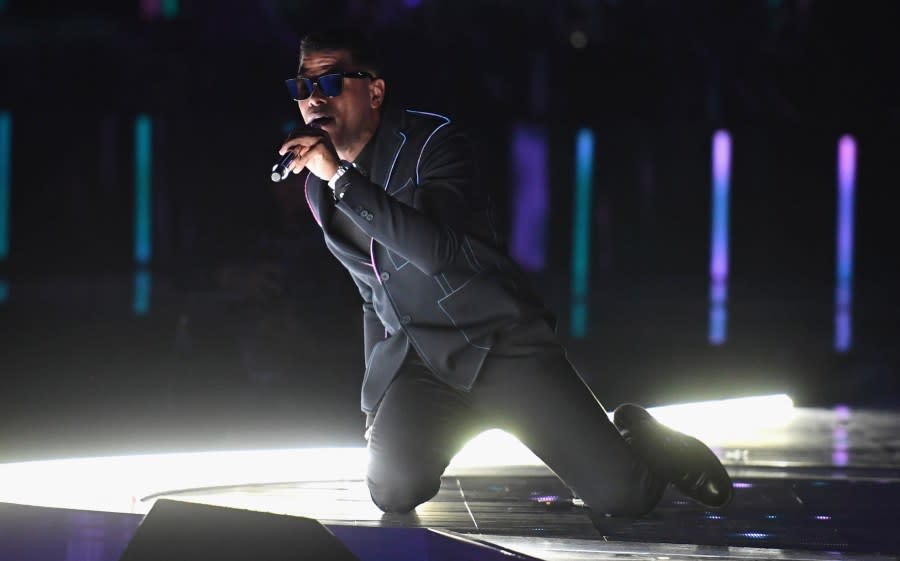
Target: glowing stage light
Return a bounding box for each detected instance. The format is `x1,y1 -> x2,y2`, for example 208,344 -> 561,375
0,448 -> 368,515
0,394 -> 793,515
510,124 -> 549,271
834,135 -> 856,352
708,130 -> 731,345
0,111 -> 10,261
0,112 -> 10,304
133,115 -> 153,315
134,115 -> 152,266
449,429 -> 542,469
162,0 -> 179,18
133,269 -> 152,316
570,128 -> 595,338
647,393 -> 794,443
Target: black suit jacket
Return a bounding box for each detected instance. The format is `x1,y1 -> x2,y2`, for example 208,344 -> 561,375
304,106 -> 555,415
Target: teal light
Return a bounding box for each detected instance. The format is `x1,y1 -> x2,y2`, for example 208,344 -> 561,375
0,112 -> 10,261
570,128 -> 595,338
0,280 -> 7,304
133,269 -> 152,316
134,115 -> 152,265
162,0 -> 179,18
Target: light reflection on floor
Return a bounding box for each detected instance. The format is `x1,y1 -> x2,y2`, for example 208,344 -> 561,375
1,399 -> 898,559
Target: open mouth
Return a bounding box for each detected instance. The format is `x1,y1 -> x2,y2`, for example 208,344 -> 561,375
307,116 -> 335,128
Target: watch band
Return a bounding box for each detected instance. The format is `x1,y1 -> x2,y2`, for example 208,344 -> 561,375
328,161 -> 352,190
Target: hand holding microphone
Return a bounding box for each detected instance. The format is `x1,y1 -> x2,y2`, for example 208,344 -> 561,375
270,151 -> 295,182
270,124 -> 340,183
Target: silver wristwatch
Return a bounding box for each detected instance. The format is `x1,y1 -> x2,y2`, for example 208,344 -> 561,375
327,162 -> 352,190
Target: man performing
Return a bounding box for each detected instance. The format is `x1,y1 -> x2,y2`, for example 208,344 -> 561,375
277,29 -> 732,518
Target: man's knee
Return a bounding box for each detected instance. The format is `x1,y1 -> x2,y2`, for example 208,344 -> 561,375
367,474 -> 441,514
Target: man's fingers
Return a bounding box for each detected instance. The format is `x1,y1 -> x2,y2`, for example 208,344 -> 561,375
282,138 -> 324,174
279,137 -> 314,155
291,145 -> 318,173
278,129 -> 326,155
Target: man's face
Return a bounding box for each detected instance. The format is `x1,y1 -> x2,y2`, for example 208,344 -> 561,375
296,48 -> 383,152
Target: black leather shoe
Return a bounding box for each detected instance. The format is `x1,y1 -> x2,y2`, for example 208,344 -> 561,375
613,403 -> 733,509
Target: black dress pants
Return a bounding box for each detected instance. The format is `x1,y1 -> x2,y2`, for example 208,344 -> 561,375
365,320 -> 665,517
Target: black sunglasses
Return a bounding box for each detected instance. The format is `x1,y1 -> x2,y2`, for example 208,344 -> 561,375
285,71 -> 375,101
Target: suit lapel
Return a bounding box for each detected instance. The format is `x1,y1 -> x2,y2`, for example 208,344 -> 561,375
368,109 -> 412,271
370,108 -> 407,194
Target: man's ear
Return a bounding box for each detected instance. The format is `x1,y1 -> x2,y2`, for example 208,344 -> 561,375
370,78 -> 385,109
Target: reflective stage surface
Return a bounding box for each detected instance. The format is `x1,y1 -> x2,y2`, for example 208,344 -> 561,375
1,405 -> 898,560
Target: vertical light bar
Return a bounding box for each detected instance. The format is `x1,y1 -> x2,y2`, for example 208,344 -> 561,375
570,128 -> 595,338
0,112 -> 10,261
834,135 -> 856,352
0,112 -> 9,304
134,115 -> 152,265
134,115 -> 152,316
133,269 -> 151,316
708,130 -> 732,344
831,404 -> 850,466
510,124 -> 549,271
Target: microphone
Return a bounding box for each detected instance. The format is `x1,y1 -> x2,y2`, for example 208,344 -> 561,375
270,151 -> 295,182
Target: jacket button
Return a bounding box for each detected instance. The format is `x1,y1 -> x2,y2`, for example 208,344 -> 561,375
380,272 -> 390,281
401,315 -> 411,325
365,213 -> 374,222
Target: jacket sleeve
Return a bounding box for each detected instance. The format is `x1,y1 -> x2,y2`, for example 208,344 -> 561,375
351,274 -> 384,368
332,124 -> 478,276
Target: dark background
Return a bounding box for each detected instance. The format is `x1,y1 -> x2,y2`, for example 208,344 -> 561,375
1,0 -> 898,463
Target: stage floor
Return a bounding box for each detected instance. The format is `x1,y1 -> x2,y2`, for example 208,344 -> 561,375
1,401 -> 898,560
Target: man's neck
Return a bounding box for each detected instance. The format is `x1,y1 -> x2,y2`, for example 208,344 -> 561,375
336,114 -> 381,162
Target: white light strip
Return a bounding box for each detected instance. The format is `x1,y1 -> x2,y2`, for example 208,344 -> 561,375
0,395 -> 792,514
646,393 -> 795,443
0,448 -> 367,514
451,393 -> 794,468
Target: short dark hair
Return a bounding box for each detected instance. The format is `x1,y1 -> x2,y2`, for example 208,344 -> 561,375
298,29 -> 382,77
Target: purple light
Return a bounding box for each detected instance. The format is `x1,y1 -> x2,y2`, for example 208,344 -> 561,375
816,515 -> 832,521
141,0 -> 161,19
710,130 -> 732,280
832,411 -> 850,466
837,136 -> 857,280
708,130 -> 732,345
832,450 -> 849,466
834,135 -> 856,352
530,495 -> 559,504
733,482 -> 753,489
510,124 -> 548,271
739,532 -> 770,540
